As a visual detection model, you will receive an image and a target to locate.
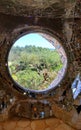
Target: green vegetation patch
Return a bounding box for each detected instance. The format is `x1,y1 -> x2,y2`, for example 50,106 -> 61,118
8,45 -> 63,90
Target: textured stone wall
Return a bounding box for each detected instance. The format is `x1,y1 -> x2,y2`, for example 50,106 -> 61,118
0,0 -> 81,130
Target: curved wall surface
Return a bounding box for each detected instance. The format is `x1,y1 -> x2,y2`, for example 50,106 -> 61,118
0,0 -> 81,130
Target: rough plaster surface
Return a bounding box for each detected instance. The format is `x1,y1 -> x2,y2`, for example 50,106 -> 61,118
0,118 -> 75,130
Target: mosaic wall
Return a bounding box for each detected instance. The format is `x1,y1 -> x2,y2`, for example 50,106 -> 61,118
0,0 -> 81,130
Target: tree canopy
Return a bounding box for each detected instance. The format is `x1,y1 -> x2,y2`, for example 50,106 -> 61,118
8,45 -> 63,90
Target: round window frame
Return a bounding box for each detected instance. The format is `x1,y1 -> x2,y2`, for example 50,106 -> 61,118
7,26 -> 68,94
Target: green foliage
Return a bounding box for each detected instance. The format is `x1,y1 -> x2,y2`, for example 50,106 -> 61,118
8,45 -> 63,90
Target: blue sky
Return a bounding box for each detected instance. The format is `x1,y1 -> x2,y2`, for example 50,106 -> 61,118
14,33 -> 55,49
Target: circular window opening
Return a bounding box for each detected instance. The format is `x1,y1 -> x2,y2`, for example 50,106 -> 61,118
8,32 -> 67,92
